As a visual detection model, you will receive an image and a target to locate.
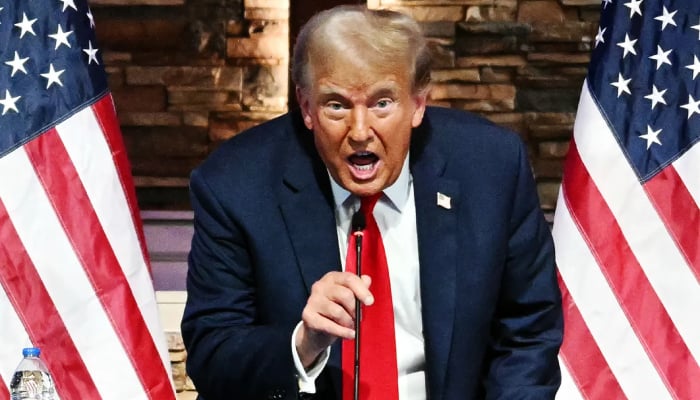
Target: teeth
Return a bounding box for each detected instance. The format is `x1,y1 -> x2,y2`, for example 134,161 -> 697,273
354,163 -> 374,171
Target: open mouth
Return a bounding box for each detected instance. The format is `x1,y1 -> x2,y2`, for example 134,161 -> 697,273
348,151 -> 379,177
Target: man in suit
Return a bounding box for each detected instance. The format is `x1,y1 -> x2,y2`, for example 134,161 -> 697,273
181,5 -> 563,400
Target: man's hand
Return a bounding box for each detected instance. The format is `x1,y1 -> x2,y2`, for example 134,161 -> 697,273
295,271 -> 373,368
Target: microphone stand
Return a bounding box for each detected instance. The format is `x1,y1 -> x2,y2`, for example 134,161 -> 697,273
351,211 -> 365,400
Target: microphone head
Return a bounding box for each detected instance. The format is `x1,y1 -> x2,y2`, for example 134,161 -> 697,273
351,210 -> 366,232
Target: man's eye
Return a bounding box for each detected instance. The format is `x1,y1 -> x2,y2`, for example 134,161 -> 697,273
376,99 -> 392,108
327,102 -> 344,110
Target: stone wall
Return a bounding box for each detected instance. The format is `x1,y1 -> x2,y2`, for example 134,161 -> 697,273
93,0 -> 289,210
95,0 -> 600,215
91,0 -> 601,397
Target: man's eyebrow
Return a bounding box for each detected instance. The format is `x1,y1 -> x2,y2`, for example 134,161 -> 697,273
316,86 -> 346,98
371,87 -> 399,98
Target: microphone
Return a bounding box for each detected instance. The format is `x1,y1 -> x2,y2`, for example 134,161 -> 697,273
350,210 -> 365,400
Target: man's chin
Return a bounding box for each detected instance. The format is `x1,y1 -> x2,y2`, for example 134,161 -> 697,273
342,180 -> 385,198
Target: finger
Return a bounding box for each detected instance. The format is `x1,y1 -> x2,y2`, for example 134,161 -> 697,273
302,304 -> 355,340
307,281 -> 358,326
341,273 -> 373,306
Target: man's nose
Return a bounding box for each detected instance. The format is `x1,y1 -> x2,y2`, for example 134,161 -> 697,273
348,106 -> 372,142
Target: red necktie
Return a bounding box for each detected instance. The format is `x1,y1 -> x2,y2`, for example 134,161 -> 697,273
342,194 -> 399,400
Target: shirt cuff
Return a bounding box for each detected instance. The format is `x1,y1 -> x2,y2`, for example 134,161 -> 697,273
291,321 -> 331,393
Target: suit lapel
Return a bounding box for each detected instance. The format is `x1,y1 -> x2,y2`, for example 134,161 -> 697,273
277,121 -> 340,295
276,120 -> 344,397
411,140 -> 459,400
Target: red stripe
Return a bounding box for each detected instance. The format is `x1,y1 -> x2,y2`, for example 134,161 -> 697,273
557,274 -> 626,399
562,142 -> 700,399
0,199 -> 101,399
24,127 -> 174,399
0,373 -> 9,400
644,165 -> 700,279
92,95 -> 152,275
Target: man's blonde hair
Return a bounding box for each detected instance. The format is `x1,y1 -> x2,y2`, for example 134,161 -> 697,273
292,6 -> 432,95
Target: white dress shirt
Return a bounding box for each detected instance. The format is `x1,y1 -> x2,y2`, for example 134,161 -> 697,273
292,157 -> 427,400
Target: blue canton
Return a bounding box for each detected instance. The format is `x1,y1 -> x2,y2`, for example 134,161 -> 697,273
0,0 -> 107,157
588,0 -> 700,182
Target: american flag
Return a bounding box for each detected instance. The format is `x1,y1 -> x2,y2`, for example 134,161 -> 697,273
0,1 -> 176,399
553,0 -> 700,398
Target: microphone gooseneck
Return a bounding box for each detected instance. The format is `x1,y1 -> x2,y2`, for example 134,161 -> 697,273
350,210 -> 365,400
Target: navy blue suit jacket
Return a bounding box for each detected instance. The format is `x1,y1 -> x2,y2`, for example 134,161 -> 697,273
181,106 -> 563,400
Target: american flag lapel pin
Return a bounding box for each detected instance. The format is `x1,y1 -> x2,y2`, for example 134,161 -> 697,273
437,192 -> 451,209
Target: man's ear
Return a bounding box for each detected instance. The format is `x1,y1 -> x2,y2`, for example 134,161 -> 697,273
296,87 -> 314,130
411,89 -> 429,128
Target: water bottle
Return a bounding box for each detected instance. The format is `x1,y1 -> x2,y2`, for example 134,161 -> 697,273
9,347 -> 56,400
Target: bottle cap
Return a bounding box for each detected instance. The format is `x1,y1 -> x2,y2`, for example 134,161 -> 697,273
22,347 -> 40,357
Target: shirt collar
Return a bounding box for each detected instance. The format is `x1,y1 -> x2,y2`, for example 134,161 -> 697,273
329,154 -> 411,213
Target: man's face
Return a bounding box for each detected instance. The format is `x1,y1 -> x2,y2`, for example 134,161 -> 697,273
297,59 -> 427,197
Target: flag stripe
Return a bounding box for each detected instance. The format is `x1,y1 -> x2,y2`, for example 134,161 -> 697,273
574,84 -> 700,363
563,140 -> 700,399
91,96 -> 151,274
644,166 -> 700,276
24,124 -> 173,399
0,145 -> 146,398
58,96 -> 172,376
0,264 -> 31,390
674,142 -> 700,207
554,183 -> 672,399
556,356 -> 585,400
557,275 -> 626,400
0,198 -> 101,399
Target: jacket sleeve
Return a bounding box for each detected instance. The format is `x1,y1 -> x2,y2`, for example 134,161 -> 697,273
181,168 -> 299,400
483,139 -> 564,399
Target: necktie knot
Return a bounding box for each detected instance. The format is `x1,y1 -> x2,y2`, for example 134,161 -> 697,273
360,193 -> 382,218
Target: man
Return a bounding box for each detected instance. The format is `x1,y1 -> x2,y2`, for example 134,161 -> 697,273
181,5 -> 563,400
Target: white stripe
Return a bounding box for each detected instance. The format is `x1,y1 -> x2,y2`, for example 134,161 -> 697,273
56,102 -> 173,380
556,359 -> 584,400
574,82 -> 700,362
0,286 -> 32,390
673,141 -> 700,208
553,192 -> 672,399
0,146 -> 147,399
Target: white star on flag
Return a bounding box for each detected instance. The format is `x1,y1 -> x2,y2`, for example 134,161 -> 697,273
5,51 -> 29,77
48,25 -> 73,50
654,6 -> 678,30
0,89 -> 21,115
617,34 -> 638,57
14,13 -> 37,38
625,0 -> 643,18
595,27 -> 607,47
86,8 -> 95,28
40,64 -> 65,88
83,41 -> 99,65
59,0 -> 78,11
644,85 -> 667,109
611,73 -> 632,97
680,94 -> 700,118
686,55 -> 700,79
649,45 -> 672,70
639,125 -> 663,149
692,17 -> 700,39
